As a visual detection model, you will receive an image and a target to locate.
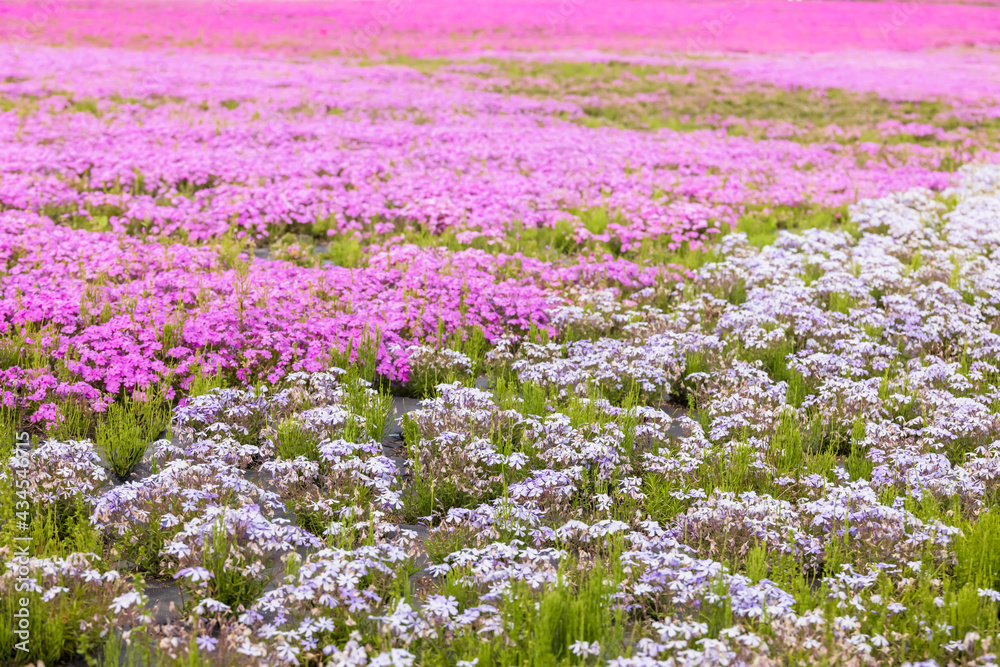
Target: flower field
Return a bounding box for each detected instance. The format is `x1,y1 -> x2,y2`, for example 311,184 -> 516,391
4,2 -> 1000,666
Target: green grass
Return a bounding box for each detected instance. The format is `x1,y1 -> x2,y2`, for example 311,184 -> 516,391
196,520 -> 270,614
94,385 -> 170,480
955,508 -> 1000,591
459,58 -> 1000,146
734,204 -> 854,247
275,417 -> 322,460
0,471 -> 110,665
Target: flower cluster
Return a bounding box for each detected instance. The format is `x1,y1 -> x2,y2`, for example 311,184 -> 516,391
6,11 -> 1000,666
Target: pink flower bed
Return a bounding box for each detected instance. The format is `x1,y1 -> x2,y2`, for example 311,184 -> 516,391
7,5 -> 1000,666
476,48 -> 1000,111
2,31 -> 998,426
703,49 -> 1000,108
0,210 -> 688,424
0,45 -> 977,252
4,0 -> 1000,56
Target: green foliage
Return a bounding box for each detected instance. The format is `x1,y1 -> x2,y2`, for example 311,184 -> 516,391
845,417 -> 873,481
401,475 -> 468,525
425,526 -> 477,564
0,484 -> 100,564
644,474 -> 688,524
725,278 -> 747,306
401,413 -> 421,451
94,385 -> 170,480
736,204 -> 850,247
454,325 -> 489,378
715,442 -> 754,494
270,231 -> 318,266
482,564 -> 622,667
275,417 -> 321,460
570,206 -> 615,237
320,234 -> 365,267
772,409 -> 804,474
804,447 -> 838,482
698,576 -> 734,638
955,508 -> 1000,590
0,488 -> 108,665
401,366 -> 461,399
331,329 -> 382,384
341,368 -> 393,444
746,544 -> 768,582
673,351 -> 709,408
187,364 -> 227,397
520,381 -> 549,418
84,633 -> 158,667
472,58 -> 993,157
48,398 -> 92,441
770,553 -> 818,613
0,406 -> 18,456
827,291 -> 859,314
198,520 -> 269,614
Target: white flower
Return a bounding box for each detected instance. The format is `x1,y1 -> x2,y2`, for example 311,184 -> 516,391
195,597 -> 232,614
164,541 -> 192,558
175,566 -> 213,584
196,635 -> 218,653
424,595 -> 458,618
835,615 -> 859,631
109,591 -> 145,613
569,640 -> 601,657
42,586 -> 68,602
979,588 -> 1000,602
370,649 -> 415,667
274,642 -> 300,665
